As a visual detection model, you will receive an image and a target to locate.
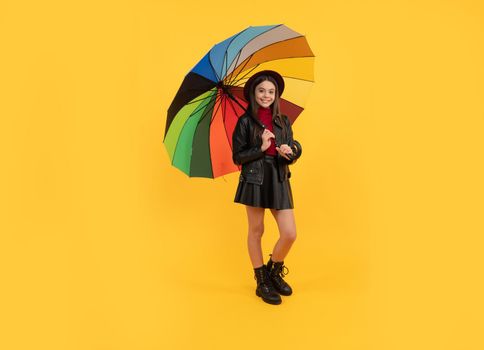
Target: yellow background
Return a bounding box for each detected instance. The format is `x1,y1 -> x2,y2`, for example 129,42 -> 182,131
1,0 -> 483,349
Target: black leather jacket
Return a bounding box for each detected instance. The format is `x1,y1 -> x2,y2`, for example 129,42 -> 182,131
232,112 -> 302,185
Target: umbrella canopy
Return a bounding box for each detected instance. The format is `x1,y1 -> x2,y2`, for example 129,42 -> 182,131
164,24 -> 315,178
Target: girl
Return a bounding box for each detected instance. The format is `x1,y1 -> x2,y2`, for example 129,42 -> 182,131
232,70 -> 303,305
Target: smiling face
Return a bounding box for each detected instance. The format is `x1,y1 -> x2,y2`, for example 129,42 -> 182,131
254,80 -> 276,109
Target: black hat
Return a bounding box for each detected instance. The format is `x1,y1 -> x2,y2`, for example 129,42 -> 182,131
243,70 -> 285,102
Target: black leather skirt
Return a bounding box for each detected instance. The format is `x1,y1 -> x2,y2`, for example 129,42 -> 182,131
234,155 -> 294,210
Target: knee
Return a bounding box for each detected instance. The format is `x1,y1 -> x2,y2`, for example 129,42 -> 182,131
282,230 -> 297,243
248,224 -> 264,240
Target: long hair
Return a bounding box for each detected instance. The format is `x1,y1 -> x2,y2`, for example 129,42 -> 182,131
246,74 -> 287,145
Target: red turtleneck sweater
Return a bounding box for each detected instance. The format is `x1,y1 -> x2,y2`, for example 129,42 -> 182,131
257,106 -> 277,156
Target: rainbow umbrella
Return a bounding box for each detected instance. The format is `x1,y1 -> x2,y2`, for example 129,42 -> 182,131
164,24 -> 315,178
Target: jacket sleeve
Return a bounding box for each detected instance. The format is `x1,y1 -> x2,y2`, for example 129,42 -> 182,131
232,116 -> 265,166
280,115 -> 302,165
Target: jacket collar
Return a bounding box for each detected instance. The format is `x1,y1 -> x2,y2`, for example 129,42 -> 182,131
272,116 -> 283,128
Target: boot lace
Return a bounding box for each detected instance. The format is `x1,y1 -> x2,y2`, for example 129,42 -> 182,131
268,254 -> 289,278
277,265 -> 289,277
272,263 -> 289,278
254,268 -> 277,293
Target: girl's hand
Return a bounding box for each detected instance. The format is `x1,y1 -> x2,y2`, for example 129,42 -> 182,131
261,129 -> 275,152
276,144 -> 293,160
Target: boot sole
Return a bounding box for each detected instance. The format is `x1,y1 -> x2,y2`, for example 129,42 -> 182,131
270,277 -> 293,296
278,291 -> 292,296
256,290 -> 282,305
276,289 -> 293,296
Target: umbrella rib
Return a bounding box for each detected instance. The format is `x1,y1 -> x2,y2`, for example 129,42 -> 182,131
225,50 -> 242,83
227,35 -> 315,86
208,89 -> 224,127
227,56 -> 258,87
193,92 -> 220,175
184,90 -> 217,106
225,24 -> 284,82
229,60 -> 316,88
224,52 -> 228,81
215,27 -> 247,81
170,91 -> 217,167
229,57 -> 269,88
221,95 -> 239,159
202,92 -> 226,176
229,64 -> 261,88
207,53 -> 222,82
222,25 -> 278,80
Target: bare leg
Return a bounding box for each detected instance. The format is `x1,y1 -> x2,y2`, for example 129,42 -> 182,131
269,208 -> 297,262
245,206 -> 266,268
